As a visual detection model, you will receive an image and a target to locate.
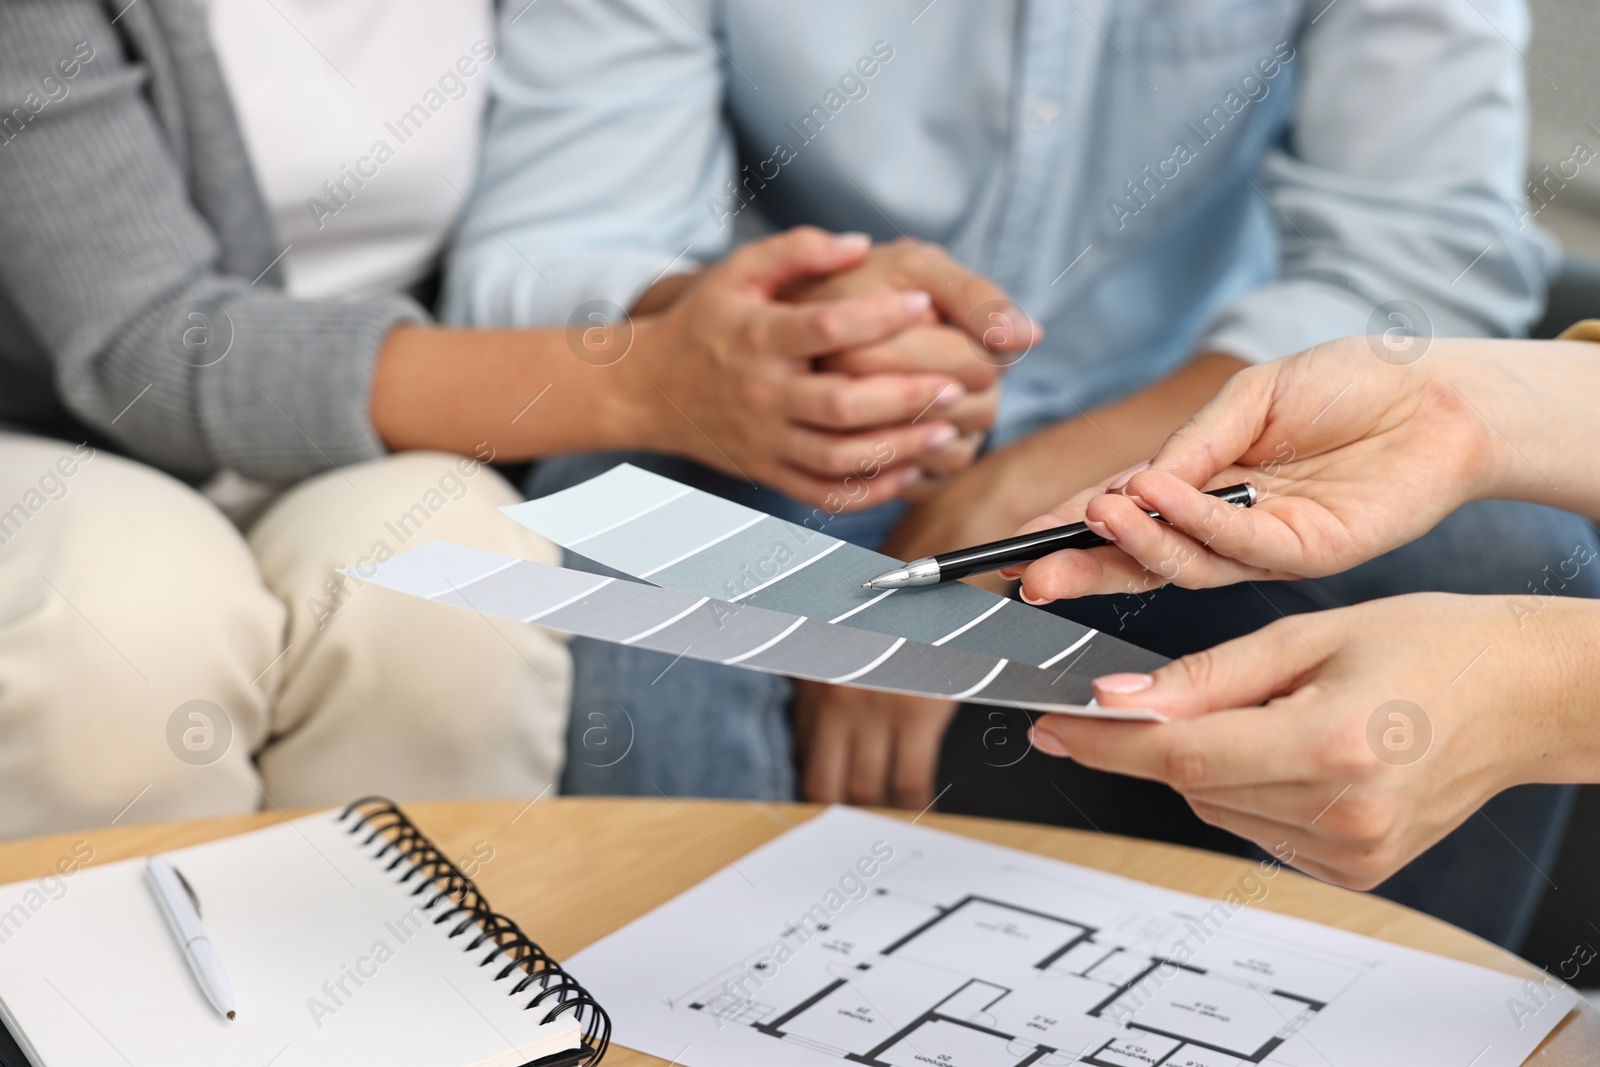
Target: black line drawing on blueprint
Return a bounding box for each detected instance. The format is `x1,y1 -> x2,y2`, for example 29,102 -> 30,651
673,867 -> 1373,1067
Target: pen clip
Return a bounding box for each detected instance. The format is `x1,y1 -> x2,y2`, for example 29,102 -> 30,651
170,863 -> 202,917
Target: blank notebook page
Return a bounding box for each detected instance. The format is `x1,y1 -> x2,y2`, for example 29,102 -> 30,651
0,811 -> 582,1067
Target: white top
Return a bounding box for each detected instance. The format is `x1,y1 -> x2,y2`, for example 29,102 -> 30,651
197,0 -> 495,300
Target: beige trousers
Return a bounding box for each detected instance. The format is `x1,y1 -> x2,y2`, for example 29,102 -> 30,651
0,435 -> 569,839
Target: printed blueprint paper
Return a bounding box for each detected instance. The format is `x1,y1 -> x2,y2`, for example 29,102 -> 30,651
568,808 -> 1575,1067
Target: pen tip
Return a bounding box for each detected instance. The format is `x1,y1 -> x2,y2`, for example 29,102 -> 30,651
227,1011 -> 236,1020
861,581 -> 872,589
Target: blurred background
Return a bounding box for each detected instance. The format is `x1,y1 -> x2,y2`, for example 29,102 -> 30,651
1526,0 -> 1600,330
1527,0 -> 1600,259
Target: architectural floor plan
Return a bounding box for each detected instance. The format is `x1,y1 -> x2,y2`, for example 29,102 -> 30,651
569,807 -> 1576,1067
676,873 -> 1364,1066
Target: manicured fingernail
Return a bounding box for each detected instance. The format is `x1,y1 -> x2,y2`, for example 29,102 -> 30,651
835,232 -> 871,253
899,465 -> 922,486
933,382 -> 965,408
997,566 -> 1022,579
926,424 -> 958,449
902,290 -> 932,315
1008,304 -> 1041,343
1029,725 -> 1070,758
1084,518 -> 1117,543
1107,461 -> 1151,492
1095,672 -> 1154,695
1020,588 -> 1052,606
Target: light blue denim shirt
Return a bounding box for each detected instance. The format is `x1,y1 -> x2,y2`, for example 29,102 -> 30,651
444,0 -> 1549,446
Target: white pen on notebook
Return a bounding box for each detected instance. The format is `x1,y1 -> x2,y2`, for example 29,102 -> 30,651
146,854 -> 238,1021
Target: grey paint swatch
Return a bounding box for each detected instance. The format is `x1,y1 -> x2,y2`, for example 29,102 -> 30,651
503,464 -> 1167,680
352,540 -> 1161,720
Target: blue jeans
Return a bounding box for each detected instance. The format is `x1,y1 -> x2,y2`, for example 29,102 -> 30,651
527,454 -> 1595,948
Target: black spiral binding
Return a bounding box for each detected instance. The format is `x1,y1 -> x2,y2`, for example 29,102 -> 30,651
338,798 -> 611,1067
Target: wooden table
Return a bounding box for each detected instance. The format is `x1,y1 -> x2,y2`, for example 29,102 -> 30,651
2,798 -> 1593,1064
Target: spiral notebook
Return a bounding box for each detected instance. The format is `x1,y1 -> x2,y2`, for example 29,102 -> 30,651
0,800 -> 609,1067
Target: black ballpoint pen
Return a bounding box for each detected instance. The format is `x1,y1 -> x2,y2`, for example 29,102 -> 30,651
862,482 -> 1257,590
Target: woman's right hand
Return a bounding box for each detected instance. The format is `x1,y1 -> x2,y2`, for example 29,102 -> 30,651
617,227 -> 969,509
1013,335 -> 1509,601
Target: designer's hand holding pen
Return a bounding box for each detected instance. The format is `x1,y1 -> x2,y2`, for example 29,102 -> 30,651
864,483 -> 1257,589
147,854 -> 238,1021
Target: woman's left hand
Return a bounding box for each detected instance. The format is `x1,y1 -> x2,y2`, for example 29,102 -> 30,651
1029,592 -> 1599,888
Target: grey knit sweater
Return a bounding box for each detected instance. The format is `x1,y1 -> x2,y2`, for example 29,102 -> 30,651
0,0 -> 423,483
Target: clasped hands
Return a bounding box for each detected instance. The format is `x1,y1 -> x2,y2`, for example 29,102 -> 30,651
618,226 -> 1037,509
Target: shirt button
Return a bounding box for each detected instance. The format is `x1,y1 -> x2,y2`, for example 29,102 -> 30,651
1031,96 -> 1061,129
